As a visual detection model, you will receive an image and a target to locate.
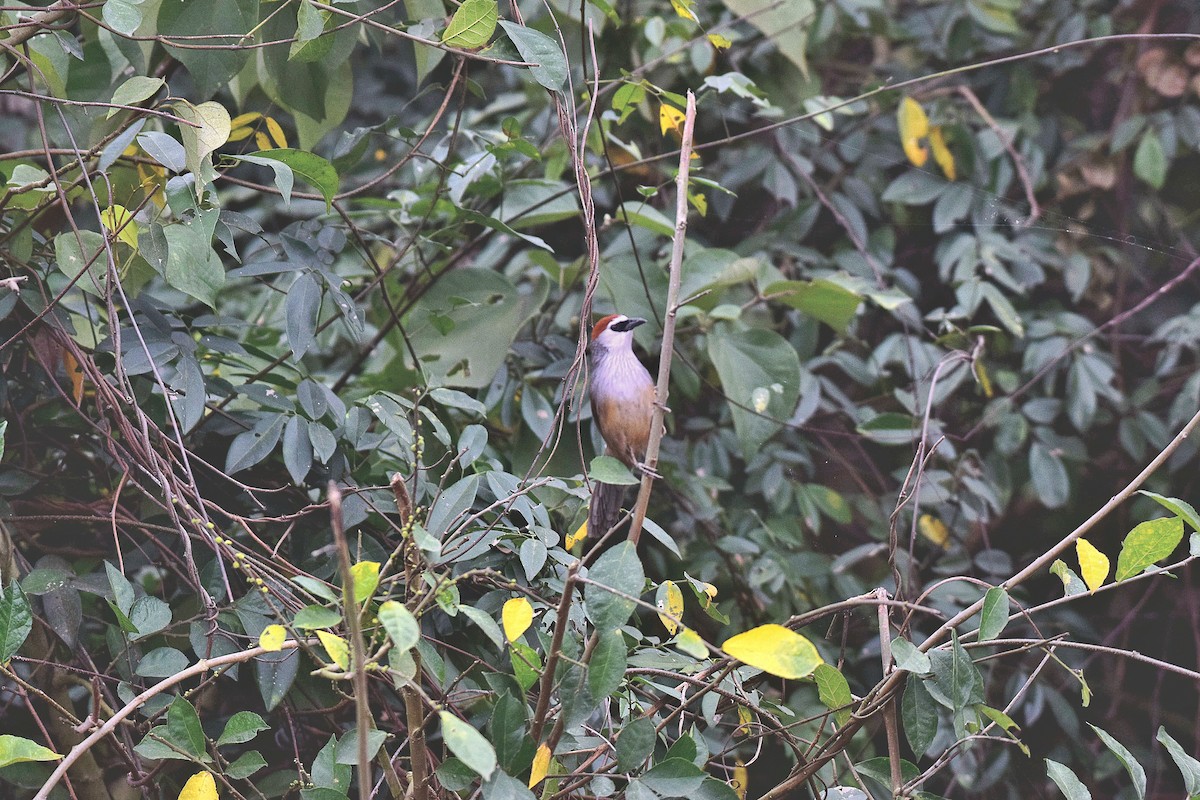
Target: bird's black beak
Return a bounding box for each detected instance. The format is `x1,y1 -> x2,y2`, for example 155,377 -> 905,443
611,317 -> 646,332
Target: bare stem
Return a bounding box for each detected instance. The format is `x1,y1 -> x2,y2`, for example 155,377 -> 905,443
628,89 -> 697,545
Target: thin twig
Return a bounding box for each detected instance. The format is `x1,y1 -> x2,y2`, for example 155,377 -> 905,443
627,89 -> 696,545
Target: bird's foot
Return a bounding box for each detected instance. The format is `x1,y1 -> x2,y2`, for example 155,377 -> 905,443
636,461 -> 663,480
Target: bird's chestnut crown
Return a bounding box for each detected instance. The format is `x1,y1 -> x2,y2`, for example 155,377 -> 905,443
591,314 -> 646,341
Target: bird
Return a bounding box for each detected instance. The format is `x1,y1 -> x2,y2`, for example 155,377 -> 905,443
587,313 -> 656,540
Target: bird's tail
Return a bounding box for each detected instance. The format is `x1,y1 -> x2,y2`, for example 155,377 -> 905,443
588,481 -> 626,540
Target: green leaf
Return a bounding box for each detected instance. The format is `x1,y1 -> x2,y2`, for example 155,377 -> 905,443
1138,491 -> 1200,532
379,601 -> 420,652
334,727 -> 388,764
902,674 -> 938,756
1156,727 -> 1200,797
589,455 -> 639,486
108,77 -> 165,118
1089,724 -> 1146,800
891,637 -> 931,674
616,201 -> 675,237
136,647 -> 189,677
249,149 -> 340,211
1115,515 -> 1184,581
441,0 -> 497,48
707,327 -> 801,457
175,100 -> 230,194
588,628 -> 627,699
510,640 -> 541,692
226,750 -> 267,779
1030,443 -> 1069,509
1050,559 -> 1088,596
163,209 -> 224,308
616,717 -> 656,772
0,735 -> 62,768
130,595 -> 172,639
0,582 -> 32,664
1133,129 -> 1166,189
168,696 -> 208,758
585,541 -> 645,631
721,0 -> 813,77
813,663 -> 852,725
977,587 -> 1009,641
439,711 -> 497,779
497,21 -> 567,92
459,605 -> 505,650
292,605 -> 342,630
1045,758 -> 1092,800
216,712 -> 269,747
158,0 -> 258,100
640,758 -> 707,795
763,279 -> 862,333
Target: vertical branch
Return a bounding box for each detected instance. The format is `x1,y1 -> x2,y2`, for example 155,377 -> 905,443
627,90 -> 697,545
530,563 -> 580,743
875,588 -> 903,796
392,475 -> 429,800
330,483 -> 372,800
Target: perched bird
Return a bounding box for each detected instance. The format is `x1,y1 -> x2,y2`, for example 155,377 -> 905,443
587,313 -> 656,539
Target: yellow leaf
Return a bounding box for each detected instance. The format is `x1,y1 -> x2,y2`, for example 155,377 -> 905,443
265,116 -> 288,149
698,580 -> 717,607
63,351 -> 84,404
929,126 -> 956,181
973,359 -> 993,398
227,126 -> 255,142
529,743 -> 551,788
675,627 -> 707,659
707,33 -> 732,49
670,0 -> 698,22
897,96 -> 929,167
918,514 -> 949,548
1076,538 -> 1109,592
350,561 -> 380,604
100,204 -> 139,249
688,190 -> 708,216
721,624 -> 822,679
656,581 -> 684,635
566,521 -> 587,550
178,771 -> 218,800
736,705 -> 752,735
254,131 -> 271,151
502,597 -> 533,642
317,630 -> 350,670
259,624 -> 286,651
660,103 -> 686,138
230,111 -> 262,128
731,760 -> 748,799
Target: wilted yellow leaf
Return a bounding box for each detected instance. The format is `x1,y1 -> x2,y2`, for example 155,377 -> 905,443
350,561 -> 380,604
929,126 -> 955,180
502,597 -> 533,642
317,630 -> 350,670
688,190 -> 708,216
529,743 -> 551,788
670,0 -> 698,21
732,760 -> 748,799
656,581 -> 684,635
721,624 -> 822,679
660,103 -> 686,137
265,116 -> 288,149
259,624 -> 286,652
254,131 -> 271,151
226,127 -> 254,142
973,359 -> 993,398
230,111 -> 262,128
63,351 -> 84,404
1076,538 -> 1109,591
708,33 -> 732,49
101,205 -> 139,249
178,771 -> 217,800
897,96 -> 929,167
736,704 -> 752,734
566,521 -> 587,549
918,514 -> 949,548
